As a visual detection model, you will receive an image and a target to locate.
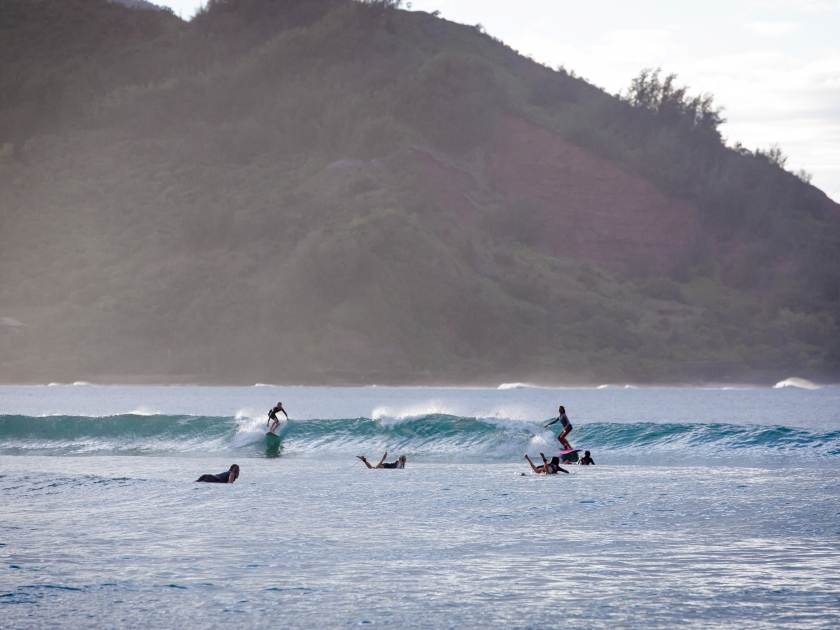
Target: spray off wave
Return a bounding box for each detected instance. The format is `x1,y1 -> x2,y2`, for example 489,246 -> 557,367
1,412 -> 839,465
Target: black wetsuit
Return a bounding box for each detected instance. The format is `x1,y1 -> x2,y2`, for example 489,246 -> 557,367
196,471 -> 235,483
579,455 -> 595,465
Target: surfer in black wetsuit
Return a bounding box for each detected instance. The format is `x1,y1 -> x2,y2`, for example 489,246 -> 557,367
266,402 -> 288,434
544,405 -> 573,450
525,452 -> 569,475
196,464 -> 240,483
357,452 -> 406,469
579,450 -> 595,465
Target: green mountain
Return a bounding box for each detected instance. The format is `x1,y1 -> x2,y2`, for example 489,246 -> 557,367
1,0 -> 838,385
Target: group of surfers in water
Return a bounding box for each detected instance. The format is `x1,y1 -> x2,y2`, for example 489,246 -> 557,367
524,405 -> 595,474
196,403 -> 594,483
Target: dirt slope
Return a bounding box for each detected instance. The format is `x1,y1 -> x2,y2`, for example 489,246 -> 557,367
395,116 -> 699,274
488,117 -> 699,273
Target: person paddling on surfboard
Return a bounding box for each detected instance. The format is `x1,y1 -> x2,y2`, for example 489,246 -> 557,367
544,405 -> 573,450
356,452 -> 406,469
196,464 -> 240,484
266,402 -> 288,435
525,452 -> 569,475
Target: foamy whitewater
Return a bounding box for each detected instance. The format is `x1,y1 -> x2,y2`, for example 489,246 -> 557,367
2,384 -> 839,628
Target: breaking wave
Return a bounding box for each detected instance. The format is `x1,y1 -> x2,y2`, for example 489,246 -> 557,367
1,412 -> 839,465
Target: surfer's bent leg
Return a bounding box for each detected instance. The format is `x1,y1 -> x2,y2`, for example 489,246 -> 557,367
558,426 -> 572,449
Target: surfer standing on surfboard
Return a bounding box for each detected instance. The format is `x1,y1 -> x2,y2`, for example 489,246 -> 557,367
544,405 -> 573,450
266,402 -> 289,435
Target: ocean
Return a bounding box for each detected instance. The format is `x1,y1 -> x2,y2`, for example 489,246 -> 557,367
1,383 -> 839,628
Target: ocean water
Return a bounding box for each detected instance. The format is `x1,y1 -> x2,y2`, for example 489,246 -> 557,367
1,384 -> 839,628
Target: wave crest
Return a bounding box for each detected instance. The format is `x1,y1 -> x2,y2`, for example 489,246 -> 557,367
1,413 -> 838,464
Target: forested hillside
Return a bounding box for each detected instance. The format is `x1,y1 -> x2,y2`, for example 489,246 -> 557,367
0,0 -> 838,385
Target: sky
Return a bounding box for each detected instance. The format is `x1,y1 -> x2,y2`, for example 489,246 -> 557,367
157,0 -> 840,201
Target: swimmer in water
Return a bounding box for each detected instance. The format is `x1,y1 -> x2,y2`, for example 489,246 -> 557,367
196,464 -> 240,483
579,450 -> 595,465
357,452 -> 406,469
525,453 -> 569,475
266,402 -> 289,434
544,405 -> 573,450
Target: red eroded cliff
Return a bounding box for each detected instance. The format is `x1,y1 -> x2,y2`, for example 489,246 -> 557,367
487,116 -> 699,273
396,116 -> 700,274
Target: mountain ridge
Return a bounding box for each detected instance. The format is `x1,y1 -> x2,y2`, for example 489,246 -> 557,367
0,0 -> 837,385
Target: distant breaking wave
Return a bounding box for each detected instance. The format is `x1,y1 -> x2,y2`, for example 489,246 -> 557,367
773,377 -> 821,390
1,413 -> 838,465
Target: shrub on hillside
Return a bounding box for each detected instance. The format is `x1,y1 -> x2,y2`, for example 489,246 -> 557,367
397,53 -> 504,153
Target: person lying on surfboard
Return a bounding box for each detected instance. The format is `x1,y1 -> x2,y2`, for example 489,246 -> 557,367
544,405 -> 573,450
357,452 -> 406,469
266,402 -> 288,434
579,450 -> 595,465
196,464 -> 240,483
525,453 -> 569,475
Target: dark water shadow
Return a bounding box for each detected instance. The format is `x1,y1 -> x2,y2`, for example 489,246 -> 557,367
265,437 -> 284,459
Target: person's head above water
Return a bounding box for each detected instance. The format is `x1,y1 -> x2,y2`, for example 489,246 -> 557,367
398,455 -> 406,463
276,402 -> 283,408
549,456 -> 560,466
558,405 -> 565,413
584,450 -> 590,457
229,464 -> 240,478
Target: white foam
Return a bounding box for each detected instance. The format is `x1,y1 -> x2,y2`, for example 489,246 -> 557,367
372,402 -> 457,426
497,383 -> 537,390
231,408 -> 275,448
773,377 -> 820,390
128,407 -> 162,416
475,414 -> 537,432
235,409 -> 258,421
371,401 -> 547,428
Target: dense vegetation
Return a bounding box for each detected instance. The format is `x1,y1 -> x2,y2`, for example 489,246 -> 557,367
0,0 -> 837,384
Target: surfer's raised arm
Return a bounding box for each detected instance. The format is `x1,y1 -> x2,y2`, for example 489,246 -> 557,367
544,405 -> 568,428
524,454 -> 543,474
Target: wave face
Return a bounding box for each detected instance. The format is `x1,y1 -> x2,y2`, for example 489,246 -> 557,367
0,414 -> 236,455
2,413 -> 839,465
